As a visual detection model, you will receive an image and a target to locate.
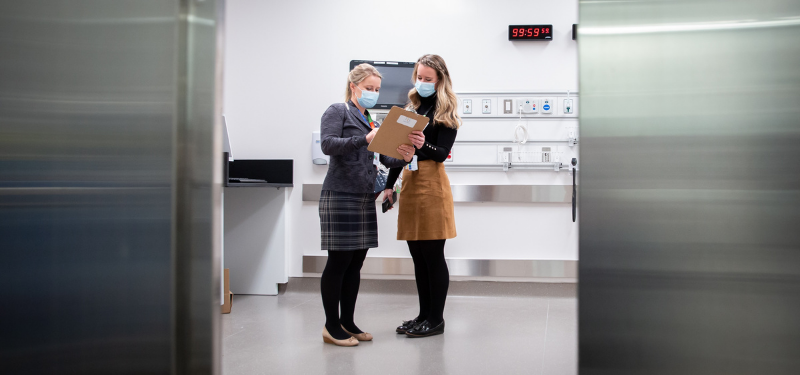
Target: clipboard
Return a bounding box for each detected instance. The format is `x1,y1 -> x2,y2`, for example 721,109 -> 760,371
367,106 -> 429,160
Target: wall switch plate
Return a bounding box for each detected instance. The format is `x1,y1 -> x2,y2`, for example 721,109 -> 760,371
542,147 -> 551,162
564,99 -> 574,114
503,99 -> 513,114
463,99 -> 472,114
541,97 -> 554,114
521,98 -> 538,113
568,129 -> 576,138
482,99 -> 491,114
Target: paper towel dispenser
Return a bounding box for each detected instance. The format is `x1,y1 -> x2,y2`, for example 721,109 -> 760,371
312,131 -> 329,165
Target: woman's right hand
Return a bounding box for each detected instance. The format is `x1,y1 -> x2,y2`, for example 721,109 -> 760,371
383,189 -> 394,205
397,144 -> 415,162
408,131 -> 425,149
365,128 -> 379,143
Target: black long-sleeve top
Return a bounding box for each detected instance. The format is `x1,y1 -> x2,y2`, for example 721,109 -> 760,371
385,94 -> 458,189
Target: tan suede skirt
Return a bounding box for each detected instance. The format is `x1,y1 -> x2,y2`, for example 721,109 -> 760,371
397,160 -> 457,241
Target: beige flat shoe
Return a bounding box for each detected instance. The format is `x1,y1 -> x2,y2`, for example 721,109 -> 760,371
342,326 -> 373,341
323,327 -> 359,347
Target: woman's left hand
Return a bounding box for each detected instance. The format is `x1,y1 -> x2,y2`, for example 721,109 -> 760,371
397,144 -> 415,162
408,131 -> 425,149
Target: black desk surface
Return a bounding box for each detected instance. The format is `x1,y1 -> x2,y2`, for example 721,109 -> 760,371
225,158 -> 293,188
226,182 -> 293,188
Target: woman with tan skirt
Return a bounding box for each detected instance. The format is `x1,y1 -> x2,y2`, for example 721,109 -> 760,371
383,54 -> 460,338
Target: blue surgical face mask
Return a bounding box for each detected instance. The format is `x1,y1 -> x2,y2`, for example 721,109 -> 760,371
354,85 -> 379,109
415,80 -> 436,98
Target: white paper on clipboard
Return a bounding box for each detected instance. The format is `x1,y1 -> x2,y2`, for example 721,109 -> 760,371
396,115 -> 417,128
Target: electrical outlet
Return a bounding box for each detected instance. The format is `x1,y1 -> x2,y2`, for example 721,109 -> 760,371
463,99 -> 472,114
482,99 -> 492,114
569,129 -> 576,138
503,99 -> 513,114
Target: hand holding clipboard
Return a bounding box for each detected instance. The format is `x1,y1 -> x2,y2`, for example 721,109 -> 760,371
367,107 -> 429,160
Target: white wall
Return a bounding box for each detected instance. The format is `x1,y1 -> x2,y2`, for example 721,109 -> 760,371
224,0 -> 579,277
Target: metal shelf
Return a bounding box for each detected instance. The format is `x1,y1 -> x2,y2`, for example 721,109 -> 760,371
455,139 -> 578,145
302,183 -> 575,203
445,163 -> 578,172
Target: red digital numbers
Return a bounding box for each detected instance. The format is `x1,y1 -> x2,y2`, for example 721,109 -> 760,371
511,26 -> 550,39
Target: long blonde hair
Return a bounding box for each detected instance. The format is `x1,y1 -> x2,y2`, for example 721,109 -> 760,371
345,63 -> 382,102
406,54 -> 461,129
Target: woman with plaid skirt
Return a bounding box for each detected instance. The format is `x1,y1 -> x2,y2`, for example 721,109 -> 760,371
318,63 -> 416,346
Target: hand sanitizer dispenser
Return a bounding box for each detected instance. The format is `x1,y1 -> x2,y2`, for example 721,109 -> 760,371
312,131 -> 329,165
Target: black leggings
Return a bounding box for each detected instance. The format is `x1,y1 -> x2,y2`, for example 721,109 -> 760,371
320,249 -> 367,340
408,239 -> 449,326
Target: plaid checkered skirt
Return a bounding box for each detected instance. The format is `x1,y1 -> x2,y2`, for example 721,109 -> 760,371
319,190 -> 378,251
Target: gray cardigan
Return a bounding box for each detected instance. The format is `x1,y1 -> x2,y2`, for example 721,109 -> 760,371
320,101 -> 408,194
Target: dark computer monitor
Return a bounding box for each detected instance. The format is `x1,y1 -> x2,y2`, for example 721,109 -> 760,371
349,60 -> 416,109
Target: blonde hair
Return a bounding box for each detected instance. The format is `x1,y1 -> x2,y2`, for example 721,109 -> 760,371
345,63 -> 382,102
406,54 -> 461,129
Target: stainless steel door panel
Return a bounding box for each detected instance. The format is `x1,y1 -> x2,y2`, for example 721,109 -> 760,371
579,0 -> 800,373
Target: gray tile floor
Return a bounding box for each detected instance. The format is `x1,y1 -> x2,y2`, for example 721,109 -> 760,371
222,278 -> 577,375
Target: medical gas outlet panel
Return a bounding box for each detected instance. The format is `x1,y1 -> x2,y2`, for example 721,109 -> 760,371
449,92 -> 579,173
459,94 -> 577,118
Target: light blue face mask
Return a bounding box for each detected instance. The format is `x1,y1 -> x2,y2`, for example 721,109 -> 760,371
354,85 -> 379,109
415,80 -> 436,98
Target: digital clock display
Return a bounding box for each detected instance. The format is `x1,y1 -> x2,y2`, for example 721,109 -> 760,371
509,25 -> 552,40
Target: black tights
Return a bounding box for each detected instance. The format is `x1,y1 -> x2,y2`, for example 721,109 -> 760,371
408,239 -> 449,326
320,249 -> 367,340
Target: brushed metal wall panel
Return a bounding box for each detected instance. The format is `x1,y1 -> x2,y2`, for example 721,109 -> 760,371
303,256 -> 577,278
173,0 -> 223,373
579,0 -> 800,374
303,184 -> 572,203
0,3 -> 177,373
0,1 -> 222,373
303,183 -> 324,201
451,184 -> 571,203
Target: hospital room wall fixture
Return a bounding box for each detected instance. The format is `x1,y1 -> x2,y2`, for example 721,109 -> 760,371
312,90 -> 579,172
222,0 -> 580,279
302,84 -> 581,278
